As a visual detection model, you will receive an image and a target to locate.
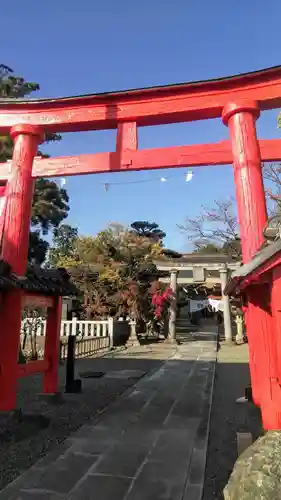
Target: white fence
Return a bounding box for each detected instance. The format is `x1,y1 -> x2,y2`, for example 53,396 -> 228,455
21,316 -> 131,361
21,317 -> 113,339
21,317 -> 117,359
60,333 -> 111,360
21,316 -> 130,350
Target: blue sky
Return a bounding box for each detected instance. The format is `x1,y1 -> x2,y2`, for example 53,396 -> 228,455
2,0 -> 281,250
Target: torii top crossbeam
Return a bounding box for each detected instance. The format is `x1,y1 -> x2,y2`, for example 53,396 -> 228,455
0,65 -> 279,268
0,65 -> 281,133
0,66 -> 281,182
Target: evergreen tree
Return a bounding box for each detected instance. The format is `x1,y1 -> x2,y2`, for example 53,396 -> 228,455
0,64 -> 69,264
130,221 -> 166,242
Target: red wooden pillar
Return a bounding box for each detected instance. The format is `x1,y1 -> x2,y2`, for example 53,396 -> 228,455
1,124 -> 44,271
0,124 -> 44,411
222,101 -> 269,407
43,296 -> 62,394
222,101 -> 267,262
265,268 -> 281,429
0,182 -> 7,241
272,267 -> 281,386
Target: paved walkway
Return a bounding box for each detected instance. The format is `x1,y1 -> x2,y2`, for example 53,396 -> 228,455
0,333 -> 217,500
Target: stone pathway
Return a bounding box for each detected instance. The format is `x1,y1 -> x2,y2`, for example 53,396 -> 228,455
0,333 -> 217,500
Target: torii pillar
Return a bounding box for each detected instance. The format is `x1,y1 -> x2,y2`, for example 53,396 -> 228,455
0,124 -> 44,411
166,269 -> 178,344
219,265 -> 233,343
222,101 -> 269,409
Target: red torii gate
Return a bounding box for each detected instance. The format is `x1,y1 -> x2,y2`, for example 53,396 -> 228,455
0,66 -> 281,427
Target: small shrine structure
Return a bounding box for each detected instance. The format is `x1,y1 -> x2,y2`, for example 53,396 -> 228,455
0,261 -> 76,408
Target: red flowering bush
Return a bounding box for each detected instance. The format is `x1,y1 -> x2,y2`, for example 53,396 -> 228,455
152,287 -> 173,319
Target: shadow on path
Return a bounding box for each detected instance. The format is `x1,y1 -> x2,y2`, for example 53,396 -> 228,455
203,344 -> 263,500
0,335 -> 217,500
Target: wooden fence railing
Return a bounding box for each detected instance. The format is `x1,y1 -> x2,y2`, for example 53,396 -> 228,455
21,317 -> 130,360
21,317 -> 112,338
60,335 -> 111,360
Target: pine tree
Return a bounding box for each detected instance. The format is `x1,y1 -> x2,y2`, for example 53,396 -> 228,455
0,64 -> 69,264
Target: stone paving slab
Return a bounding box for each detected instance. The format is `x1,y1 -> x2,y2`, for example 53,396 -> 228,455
104,370 -> 146,380
0,333 -> 217,500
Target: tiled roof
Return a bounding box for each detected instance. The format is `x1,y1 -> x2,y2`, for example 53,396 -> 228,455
156,253 -> 237,265
224,239 -> 281,296
0,261 -> 77,296
0,260 -> 18,290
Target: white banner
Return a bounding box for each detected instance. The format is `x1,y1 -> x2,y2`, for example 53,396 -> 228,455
189,299 -> 209,312
189,298 -> 224,313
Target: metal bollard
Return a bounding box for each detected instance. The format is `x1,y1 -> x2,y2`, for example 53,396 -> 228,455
65,335 -> 82,393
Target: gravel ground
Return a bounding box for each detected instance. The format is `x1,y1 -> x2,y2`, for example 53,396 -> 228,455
0,345 -> 168,491
203,342 -> 263,500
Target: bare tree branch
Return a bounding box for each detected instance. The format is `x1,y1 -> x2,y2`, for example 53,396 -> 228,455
262,163 -> 281,215
263,163 -> 281,191
178,198 -> 239,249
178,163 -> 281,258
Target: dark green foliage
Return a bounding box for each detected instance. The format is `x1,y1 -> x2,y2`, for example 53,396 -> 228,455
48,224 -> 79,267
0,64 -> 39,98
130,221 -> 166,241
28,178 -> 69,265
31,179 -> 69,235
161,248 -> 182,259
28,231 -> 49,265
194,243 -> 221,254
0,64 -> 61,162
0,64 -> 69,265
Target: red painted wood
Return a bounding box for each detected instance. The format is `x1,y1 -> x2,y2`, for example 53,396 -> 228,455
32,141 -> 232,177
0,289 -> 23,410
223,101 -> 268,410
228,254 -> 281,429
0,67 -> 279,427
0,125 -> 44,411
0,67 -> 281,133
0,139 -> 279,181
247,283 -> 281,430
42,296 -> 62,394
272,266 -> 281,393
1,125 -> 44,274
116,122 -> 138,152
0,183 -> 7,245
18,359 -> 49,377
222,101 -> 267,263
116,122 -> 138,168
232,255 -> 281,293
22,294 -> 54,308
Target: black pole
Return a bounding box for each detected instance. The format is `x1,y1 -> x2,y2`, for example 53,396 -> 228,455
65,335 -> 82,393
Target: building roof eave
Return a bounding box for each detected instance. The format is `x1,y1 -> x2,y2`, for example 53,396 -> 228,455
224,239 -> 281,296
